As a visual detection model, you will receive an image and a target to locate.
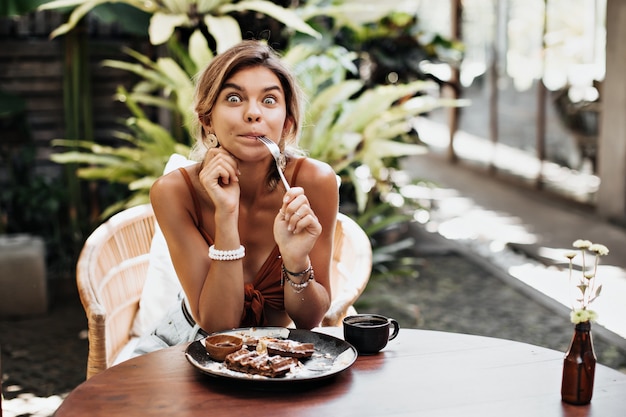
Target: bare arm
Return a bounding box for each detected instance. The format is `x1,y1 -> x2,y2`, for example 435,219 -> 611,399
275,158 -> 338,328
150,149 -> 246,332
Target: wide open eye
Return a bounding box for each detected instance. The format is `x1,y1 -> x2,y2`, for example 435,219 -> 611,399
226,94 -> 242,103
263,96 -> 277,105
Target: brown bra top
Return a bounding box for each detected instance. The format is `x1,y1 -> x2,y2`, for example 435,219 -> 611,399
178,157 -> 306,327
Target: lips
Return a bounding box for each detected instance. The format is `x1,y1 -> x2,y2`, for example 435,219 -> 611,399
241,133 -> 264,140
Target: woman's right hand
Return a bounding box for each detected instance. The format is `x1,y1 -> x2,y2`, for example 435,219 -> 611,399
198,147 -> 241,212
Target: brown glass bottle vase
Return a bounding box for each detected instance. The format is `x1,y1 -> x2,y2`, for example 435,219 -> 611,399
561,321 -> 596,405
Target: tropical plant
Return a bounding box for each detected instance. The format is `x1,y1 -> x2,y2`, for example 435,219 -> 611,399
51,40 -> 457,218
335,9 -> 463,87
45,4 -> 462,290
285,43 -> 458,213
49,29 -> 209,217
42,1 -> 462,279
51,82 -> 192,218
39,0 -> 320,51
295,0 -> 464,88
41,0 -> 322,219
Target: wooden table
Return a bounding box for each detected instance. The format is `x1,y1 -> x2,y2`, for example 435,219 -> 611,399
55,328 -> 626,417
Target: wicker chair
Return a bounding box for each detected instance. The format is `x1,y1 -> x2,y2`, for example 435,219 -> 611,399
76,204 -> 371,379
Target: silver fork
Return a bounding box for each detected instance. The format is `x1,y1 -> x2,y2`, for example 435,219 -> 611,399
257,136 -> 291,191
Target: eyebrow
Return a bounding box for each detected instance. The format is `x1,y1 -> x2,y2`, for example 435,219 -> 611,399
222,82 -> 283,94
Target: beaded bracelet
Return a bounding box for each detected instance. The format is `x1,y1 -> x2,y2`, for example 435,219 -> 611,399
282,263 -> 313,277
208,245 -> 245,261
281,264 -> 314,293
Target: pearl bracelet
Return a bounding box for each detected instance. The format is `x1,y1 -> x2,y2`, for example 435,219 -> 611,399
208,245 -> 245,261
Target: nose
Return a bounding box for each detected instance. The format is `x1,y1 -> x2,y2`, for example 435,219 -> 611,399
245,103 -> 261,122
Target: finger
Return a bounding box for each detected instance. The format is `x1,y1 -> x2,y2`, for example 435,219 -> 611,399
216,168 -> 233,185
281,187 -> 305,207
291,212 -> 320,235
284,208 -> 298,232
288,206 -> 317,233
204,155 -> 240,185
206,148 -> 239,170
283,196 -> 309,221
288,204 -> 307,221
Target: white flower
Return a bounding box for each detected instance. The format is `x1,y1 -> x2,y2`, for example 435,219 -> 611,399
573,239 -> 592,249
589,243 -> 609,256
570,309 -> 591,324
564,239 -> 608,324
570,309 -> 599,324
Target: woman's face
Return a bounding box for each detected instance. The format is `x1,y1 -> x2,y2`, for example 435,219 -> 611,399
204,65 -> 291,159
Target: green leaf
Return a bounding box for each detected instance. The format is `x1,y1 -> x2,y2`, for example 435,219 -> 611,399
101,60 -> 171,87
129,176 -> 157,191
51,138 -> 98,150
345,168 -> 368,214
335,82 -> 423,134
123,192 -> 151,207
204,14 -> 242,54
160,0 -> 191,15
50,152 -> 121,166
90,3 -> 150,36
123,92 -> 179,111
2,0 -> 48,16
301,80 -> 363,153
40,0 -> 156,38
220,0 -> 320,39
38,0 -> 98,10
366,141 -> 426,159
149,12 -> 189,45
155,57 -> 193,91
298,2 -> 387,25
189,29 -> 214,71
197,0 -> 232,12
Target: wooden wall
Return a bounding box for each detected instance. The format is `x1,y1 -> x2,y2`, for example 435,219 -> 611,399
0,11 -> 150,180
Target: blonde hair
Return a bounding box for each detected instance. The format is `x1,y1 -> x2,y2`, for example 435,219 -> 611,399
189,40 -> 304,165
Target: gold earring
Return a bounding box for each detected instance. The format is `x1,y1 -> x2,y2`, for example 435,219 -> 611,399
206,133 -> 218,148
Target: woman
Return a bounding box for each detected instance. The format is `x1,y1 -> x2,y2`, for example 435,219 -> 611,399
134,40 -> 338,353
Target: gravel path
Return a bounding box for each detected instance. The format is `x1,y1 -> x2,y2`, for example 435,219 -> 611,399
356,223 -> 626,372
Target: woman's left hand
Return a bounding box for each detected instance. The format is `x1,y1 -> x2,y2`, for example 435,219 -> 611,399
273,187 -> 321,260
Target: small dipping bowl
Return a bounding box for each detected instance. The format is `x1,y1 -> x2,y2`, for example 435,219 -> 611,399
204,334 -> 243,361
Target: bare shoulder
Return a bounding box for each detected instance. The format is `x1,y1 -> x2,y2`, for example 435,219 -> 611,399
150,167 -> 193,211
296,158 -> 339,225
295,158 -> 337,190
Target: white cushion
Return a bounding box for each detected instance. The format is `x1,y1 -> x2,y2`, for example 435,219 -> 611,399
130,154 -> 196,337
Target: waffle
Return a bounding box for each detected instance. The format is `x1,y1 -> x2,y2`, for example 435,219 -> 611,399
243,337 -> 315,359
224,348 -> 299,378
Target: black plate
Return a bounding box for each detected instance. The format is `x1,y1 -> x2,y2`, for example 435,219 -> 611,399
185,327 -> 357,383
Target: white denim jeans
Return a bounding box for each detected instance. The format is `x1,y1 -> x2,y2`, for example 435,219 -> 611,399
132,293 -> 206,357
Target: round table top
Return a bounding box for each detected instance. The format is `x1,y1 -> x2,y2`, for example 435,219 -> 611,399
55,328 -> 626,417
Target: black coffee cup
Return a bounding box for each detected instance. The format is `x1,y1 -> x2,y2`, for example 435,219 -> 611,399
343,314 -> 400,355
